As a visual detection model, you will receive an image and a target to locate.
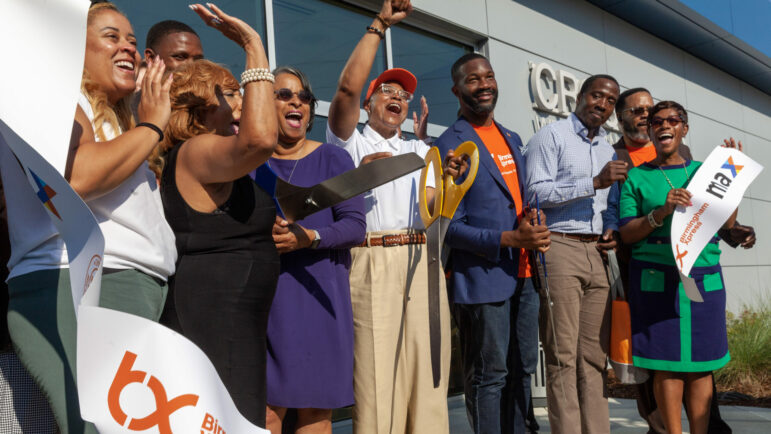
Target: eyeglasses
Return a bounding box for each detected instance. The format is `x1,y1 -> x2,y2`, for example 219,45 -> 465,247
274,88 -> 314,104
650,116 -> 684,128
622,106 -> 653,117
378,84 -> 413,102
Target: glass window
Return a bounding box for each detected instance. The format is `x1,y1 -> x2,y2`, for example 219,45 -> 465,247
390,25 -> 472,126
113,0 -> 265,75
273,0 -> 386,103
306,115 -> 329,144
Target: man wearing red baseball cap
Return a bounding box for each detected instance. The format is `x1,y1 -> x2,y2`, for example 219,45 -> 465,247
326,1 -> 462,432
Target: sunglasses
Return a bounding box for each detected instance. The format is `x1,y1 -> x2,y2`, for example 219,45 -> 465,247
622,106 -> 653,117
378,84 -> 413,102
274,88 -> 314,104
650,116 -> 684,128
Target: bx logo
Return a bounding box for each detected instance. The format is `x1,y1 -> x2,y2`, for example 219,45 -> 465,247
108,351 -> 199,434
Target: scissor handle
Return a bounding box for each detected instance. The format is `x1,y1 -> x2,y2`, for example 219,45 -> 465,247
441,141 -> 479,219
419,147 -> 443,228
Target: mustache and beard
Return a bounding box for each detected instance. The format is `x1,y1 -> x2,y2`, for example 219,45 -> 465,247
621,115 -> 650,142
461,86 -> 498,115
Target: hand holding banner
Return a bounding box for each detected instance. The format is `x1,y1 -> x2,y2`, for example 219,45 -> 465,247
671,146 -> 763,301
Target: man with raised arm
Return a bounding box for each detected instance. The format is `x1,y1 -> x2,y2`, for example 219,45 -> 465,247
326,1 -> 463,432
525,74 -> 625,434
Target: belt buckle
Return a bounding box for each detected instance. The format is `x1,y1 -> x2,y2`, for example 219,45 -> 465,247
382,235 -> 400,247
579,234 -> 595,242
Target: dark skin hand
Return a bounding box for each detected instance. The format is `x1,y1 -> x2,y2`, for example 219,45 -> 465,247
501,209 -> 551,253
721,138 -> 755,248
729,223 -> 756,249
593,160 -> 628,190
272,216 -> 314,254
596,229 -> 620,259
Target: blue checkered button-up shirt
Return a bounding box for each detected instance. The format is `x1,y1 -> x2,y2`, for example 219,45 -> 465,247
524,113 -> 619,235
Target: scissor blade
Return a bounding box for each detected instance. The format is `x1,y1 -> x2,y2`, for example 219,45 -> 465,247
275,153 -> 425,222
426,222 -> 442,388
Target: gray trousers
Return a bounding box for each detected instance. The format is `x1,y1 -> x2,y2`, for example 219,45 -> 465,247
538,236 -> 612,434
7,268 -> 167,434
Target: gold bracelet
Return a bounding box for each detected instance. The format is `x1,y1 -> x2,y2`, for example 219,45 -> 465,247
240,68 -> 274,86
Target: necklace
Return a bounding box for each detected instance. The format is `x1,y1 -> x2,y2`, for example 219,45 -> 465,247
658,161 -> 689,189
270,141 -> 307,184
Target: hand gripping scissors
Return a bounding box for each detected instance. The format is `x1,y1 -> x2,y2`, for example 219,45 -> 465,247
418,141 -> 479,387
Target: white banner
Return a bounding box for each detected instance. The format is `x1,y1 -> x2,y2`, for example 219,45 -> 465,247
78,306 -> 264,434
671,146 -> 763,300
1,1 -> 268,432
0,0 -> 102,309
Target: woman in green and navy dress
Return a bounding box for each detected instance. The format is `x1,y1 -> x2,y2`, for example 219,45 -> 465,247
619,101 -> 738,434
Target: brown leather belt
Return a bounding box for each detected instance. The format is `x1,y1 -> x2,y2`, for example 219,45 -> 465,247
357,232 -> 426,248
552,231 -> 600,243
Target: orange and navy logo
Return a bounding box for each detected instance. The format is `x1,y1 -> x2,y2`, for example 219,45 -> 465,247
29,169 -> 61,219
721,156 -> 744,178
108,351 -> 199,434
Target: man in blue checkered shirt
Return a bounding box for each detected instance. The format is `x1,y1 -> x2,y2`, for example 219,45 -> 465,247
524,74 -> 627,434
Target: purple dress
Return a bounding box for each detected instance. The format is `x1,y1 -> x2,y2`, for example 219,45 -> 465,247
265,143 -> 365,408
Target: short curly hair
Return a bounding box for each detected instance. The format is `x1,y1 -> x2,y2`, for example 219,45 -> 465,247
149,60 -> 239,176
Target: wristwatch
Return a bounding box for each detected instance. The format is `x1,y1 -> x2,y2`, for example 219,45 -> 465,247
310,230 -> 321,249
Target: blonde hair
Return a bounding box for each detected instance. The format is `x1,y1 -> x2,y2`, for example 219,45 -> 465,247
81,2 -> 135,141
149,60 -> 239,176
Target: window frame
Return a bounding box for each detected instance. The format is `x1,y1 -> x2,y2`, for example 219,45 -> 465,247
264,0 -> 487,137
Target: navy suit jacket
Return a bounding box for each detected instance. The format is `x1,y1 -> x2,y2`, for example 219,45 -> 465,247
435,117 -> 528,305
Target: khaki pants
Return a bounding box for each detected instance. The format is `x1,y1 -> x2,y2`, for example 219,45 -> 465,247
538,236 -> 611,434
349,230 -> 451,434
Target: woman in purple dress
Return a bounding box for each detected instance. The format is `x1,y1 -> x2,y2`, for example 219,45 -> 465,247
264,66 -> 366,434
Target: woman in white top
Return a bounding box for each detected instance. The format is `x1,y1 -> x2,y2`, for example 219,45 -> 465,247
3,3 -> 175,433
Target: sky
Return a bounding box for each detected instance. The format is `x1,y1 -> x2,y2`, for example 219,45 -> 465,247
678,0 -> 771,59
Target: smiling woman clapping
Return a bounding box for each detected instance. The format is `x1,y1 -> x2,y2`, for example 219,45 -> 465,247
2,2 -> 176,432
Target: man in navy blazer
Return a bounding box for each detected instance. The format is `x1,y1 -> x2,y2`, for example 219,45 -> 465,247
435,53 -> 551,434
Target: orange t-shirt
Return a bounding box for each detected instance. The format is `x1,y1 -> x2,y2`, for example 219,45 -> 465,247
473,123 -> 531,278
626,143 -> 657,167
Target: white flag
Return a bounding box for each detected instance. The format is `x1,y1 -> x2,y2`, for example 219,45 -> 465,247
671,146 -> 763,300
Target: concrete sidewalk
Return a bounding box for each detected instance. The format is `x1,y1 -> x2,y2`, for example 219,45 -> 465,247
332,395 -> 771,433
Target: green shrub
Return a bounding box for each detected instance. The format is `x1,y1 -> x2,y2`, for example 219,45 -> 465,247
714,299 -> 771,394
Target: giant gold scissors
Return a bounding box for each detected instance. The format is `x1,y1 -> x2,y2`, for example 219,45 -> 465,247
418,141 -> 479,387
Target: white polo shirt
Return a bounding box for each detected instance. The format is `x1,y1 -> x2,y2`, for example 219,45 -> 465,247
326,123 -> 433,231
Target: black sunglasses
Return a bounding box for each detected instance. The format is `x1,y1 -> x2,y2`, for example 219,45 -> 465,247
650,116 -> 684,128
274,88 -> 314,104
622,106 -> 653,117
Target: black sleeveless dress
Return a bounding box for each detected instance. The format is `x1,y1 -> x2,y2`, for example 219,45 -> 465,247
160,143 -> 279,426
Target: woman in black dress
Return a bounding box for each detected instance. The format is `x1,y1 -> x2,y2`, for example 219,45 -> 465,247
153,4 -> 278,426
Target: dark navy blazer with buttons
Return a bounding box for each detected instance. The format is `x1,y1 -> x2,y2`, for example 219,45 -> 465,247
435,117 -> 528,305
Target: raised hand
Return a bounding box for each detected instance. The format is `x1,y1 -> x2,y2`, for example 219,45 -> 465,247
413,96 -> 429,141
137,57 -> 173,128
378,0 -> 413,27
593,160 -> 628,190
722,137 -> 744,152
189,3 -> 261,49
